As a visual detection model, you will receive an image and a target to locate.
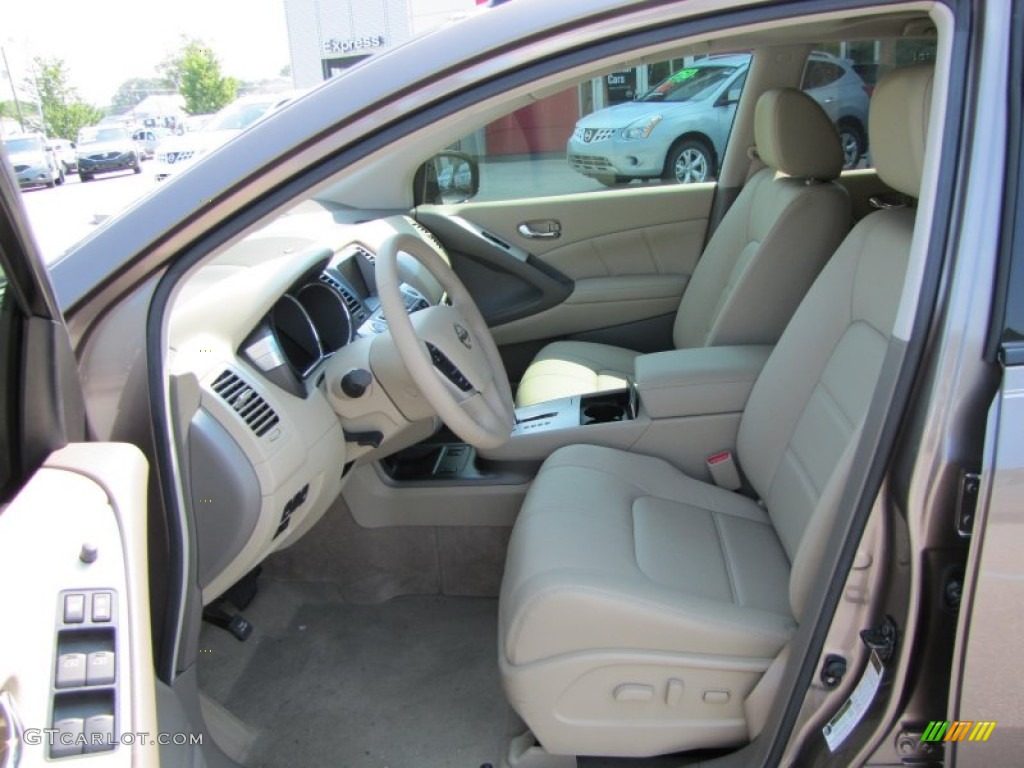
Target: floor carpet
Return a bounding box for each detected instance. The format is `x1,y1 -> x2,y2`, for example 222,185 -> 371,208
199,579 -> 508,768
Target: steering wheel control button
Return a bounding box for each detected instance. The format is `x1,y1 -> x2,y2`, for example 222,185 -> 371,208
92,592 -> 113,622
56,653 -> 88,688
425,342 -> 473,392
51,717 -> 85,758
86,652 -> 116,686
63,594 -> 86,624
341,368 -> 373,398
84,714 -> 116,753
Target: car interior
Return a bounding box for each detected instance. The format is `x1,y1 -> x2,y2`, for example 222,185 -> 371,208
152,5 -> 947,766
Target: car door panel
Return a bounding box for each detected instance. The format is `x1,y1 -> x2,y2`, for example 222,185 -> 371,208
415,211 -> 573,327
0,443 -> 159,767
488,273 -> 686,345
420,183 -> 712,349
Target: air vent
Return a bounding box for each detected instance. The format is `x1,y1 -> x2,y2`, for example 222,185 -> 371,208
211,370 -> 280,437
352,245 -> 375,263
409,220 -> 446,253
320,273 -> 369,322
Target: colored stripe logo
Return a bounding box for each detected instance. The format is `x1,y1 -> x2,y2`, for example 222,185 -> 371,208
921,721 -> 996,742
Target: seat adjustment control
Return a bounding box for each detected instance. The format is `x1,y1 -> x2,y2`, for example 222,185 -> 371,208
613,683 -> 654,702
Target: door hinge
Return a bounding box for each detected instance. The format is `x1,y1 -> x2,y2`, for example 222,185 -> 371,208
955,471 -> 981,538
860,615 -> 898,663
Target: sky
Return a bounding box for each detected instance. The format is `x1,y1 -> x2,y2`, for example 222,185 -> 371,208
3,0 -> 292,105
2,0 -> 478,108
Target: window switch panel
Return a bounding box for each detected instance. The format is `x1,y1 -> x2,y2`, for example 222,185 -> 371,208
63,594 -> 86,624
92,592 -> 112,622
50,717 -> 85,758
84,714 -> 116,753
55,653 -> 88,688
86,651 -> 116,686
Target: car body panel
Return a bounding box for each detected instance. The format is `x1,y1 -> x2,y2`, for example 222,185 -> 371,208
131,129 -> 169,160
2,132 -> 63,188
153,93 -> 296,181
76,126 -> 140,180
47,138 -> 79,172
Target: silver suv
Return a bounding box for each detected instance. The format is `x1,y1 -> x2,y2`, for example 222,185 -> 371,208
1,132 -> 64,189
568,52 -> 870,185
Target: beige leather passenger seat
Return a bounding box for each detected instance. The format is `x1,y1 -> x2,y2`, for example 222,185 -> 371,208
499,64 -> 935,757
515,87 -> 851,407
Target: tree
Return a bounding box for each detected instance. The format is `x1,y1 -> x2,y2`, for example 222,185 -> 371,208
29,57 -> 103,140
161,40 -> 237,115
111,77 -> 175,110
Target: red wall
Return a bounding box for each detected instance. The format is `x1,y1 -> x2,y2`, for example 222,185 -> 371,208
484,87 -> 579,156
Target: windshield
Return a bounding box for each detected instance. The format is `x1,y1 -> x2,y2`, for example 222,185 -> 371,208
77,126 -> 131,144
2,136 -> 45,154
640,64 -> 742,103
203,100 -> 277,132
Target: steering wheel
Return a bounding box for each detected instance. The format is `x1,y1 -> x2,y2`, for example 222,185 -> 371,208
376,232 -> 515,450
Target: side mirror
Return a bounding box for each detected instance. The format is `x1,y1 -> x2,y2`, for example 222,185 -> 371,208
718,87 -> 743,107
415,151 -> 480,205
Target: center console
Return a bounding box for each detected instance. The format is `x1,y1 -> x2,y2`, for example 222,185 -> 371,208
513,387 -> 637,435
384,345 -> 773,476
346,345 -> 772,528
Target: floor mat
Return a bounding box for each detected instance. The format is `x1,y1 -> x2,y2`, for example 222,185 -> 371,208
199,580 -> 507,768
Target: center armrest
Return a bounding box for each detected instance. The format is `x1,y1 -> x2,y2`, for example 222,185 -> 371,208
635,346 -> 773,418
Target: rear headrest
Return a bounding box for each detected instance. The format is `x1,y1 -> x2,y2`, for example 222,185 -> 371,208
869,64 -> 934,198
754,88 -> 843,180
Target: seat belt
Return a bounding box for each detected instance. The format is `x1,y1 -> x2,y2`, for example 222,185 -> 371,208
745,145 -> 767,182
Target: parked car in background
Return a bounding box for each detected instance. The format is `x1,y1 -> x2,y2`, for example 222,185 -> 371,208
46,138 -> 78,173
76,125 -> 142,181
154,93 -> 295,181
568,51 -> 869,185
1,132 -> 64,189
132,127 -> 170,160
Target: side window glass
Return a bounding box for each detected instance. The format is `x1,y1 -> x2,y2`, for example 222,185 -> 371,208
804,41 -> 937,171
435,54 -> 750,202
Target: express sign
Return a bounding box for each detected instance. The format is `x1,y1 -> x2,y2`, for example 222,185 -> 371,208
322,36 -> 385,54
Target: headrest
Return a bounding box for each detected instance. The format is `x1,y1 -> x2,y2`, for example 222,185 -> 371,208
754,88 -> 843,180
868,64 -> 934,198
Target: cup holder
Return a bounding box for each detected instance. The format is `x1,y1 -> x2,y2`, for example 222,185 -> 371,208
582,403 -> 626,425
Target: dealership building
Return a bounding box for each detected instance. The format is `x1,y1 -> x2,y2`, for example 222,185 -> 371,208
284,0 -> 478,88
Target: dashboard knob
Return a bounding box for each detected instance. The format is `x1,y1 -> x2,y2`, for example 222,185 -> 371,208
341,368 -> 373,398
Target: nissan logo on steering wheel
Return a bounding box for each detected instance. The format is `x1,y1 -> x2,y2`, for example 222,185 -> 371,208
454,323 -> 472,349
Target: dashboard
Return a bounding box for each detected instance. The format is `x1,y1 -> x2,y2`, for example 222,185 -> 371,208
240,243 -> 430,399
167,212 -> 446,603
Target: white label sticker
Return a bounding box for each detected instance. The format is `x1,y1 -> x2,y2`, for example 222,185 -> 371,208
822,650 -> 884,752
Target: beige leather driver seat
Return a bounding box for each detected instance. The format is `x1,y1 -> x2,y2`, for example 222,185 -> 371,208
515,87 -> 851,407
499,64 -> 934,758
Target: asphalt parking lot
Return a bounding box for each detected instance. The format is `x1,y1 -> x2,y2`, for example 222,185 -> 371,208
19,164 -> 161,264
